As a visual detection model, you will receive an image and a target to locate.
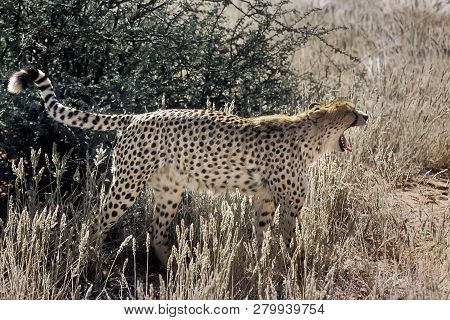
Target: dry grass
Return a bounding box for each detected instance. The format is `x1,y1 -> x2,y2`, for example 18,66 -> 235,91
0,0 -> 449,299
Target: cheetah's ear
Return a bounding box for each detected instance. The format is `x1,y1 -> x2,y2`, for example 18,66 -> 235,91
308,102 -> 321,110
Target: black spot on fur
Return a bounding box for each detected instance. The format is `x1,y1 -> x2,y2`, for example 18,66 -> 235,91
92,115 -> 100,125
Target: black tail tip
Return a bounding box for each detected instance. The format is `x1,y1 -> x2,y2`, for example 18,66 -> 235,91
7,66 -> 40,94
23,66 -> 40,80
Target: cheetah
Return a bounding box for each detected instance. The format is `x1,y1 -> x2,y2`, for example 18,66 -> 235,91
8,67 -> 368,266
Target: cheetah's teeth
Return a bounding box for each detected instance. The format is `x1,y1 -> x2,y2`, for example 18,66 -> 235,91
339,134 -> 352,152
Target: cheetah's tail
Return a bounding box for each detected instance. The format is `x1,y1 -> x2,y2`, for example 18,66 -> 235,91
7,67 -> 133,131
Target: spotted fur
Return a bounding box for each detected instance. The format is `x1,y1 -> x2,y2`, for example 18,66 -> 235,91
8,67 -> 368,267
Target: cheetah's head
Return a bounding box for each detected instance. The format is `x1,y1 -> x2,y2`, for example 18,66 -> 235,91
309,100 -> 368,153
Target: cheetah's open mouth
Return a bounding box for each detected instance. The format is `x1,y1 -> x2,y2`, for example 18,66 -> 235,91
339,134 -> 352,152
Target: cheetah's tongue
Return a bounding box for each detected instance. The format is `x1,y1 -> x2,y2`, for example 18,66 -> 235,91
339,134 -> 353,152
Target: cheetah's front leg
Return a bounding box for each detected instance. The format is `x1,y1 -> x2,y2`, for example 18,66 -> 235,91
279,194 -> 307,248
253,188 -> 276,250
270,170 -> 308,248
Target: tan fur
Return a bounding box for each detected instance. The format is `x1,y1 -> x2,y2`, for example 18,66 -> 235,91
8,67 -> 368,267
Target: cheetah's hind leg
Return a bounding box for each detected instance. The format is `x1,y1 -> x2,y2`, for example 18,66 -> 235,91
90,175 -> 145,241
149,173 -> 184,268
89,145 -> 151,244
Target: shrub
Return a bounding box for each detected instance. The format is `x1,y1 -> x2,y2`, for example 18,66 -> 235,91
0,0 -> 340,200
